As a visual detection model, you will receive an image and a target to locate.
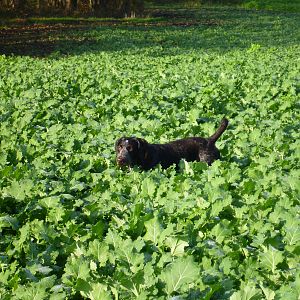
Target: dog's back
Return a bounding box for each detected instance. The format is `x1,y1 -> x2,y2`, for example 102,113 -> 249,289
157,118 -> 229,166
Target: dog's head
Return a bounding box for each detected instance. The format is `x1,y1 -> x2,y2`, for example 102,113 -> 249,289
115,137 -> 148,168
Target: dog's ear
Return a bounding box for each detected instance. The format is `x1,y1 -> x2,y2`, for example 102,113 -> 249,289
134,138 -> 141,149
132,138 -> 147,149
133,138 -> 149,162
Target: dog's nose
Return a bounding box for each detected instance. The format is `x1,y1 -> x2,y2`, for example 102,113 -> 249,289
117,157 -> 126,164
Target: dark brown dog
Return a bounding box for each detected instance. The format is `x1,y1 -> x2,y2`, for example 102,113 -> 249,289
115,118 -> 229,170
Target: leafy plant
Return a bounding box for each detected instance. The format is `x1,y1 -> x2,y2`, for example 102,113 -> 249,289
0,7 -> 299,299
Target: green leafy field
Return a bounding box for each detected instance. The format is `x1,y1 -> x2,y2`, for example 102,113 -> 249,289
0,8 -> 299,300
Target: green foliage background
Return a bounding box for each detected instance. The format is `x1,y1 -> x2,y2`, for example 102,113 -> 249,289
150,0 -> 300,12
242,0 -> 300,12
0,7 -> 299,300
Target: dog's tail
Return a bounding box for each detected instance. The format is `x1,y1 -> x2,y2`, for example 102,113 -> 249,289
208,118 -> 229,144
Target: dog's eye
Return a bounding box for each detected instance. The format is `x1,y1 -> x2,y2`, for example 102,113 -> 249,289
127,145 -> 133,151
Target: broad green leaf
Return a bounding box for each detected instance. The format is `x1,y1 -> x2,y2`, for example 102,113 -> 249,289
39,196 -> 60,209
161,257 -> 199,295
211,220 -> 232,244
188,108 -> 199,124
165,237 -> 189,256
63,255 -> 91,285
77,278 -> 92,294
144,216 -> 163,245
47,206 -> 65,223
13,286 -> 48,300
141,178 -> 156,197
0,215 -> 19,230
87,283 -> 112,300
2,179 -> 34,201
49,292 -> 66,300
259,246 -> 284,273
275,283 -> 300,300
87,240 -> 109,266
105,229 -> 123,249
259,284 -> 275,300
230,285 -> 261,300
219,257 -> 235,275
283,218 -> 300,246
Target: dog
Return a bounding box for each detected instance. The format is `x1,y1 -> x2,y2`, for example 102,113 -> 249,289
115,118 -> 228,170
